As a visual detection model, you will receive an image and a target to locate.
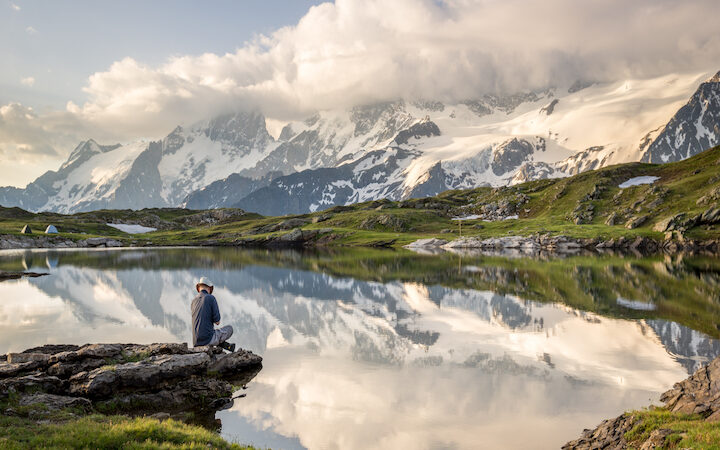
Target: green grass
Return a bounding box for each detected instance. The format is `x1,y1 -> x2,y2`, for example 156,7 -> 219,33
2,146 -> 720,247
624,408 -> 720,449
0,414 -> 253,449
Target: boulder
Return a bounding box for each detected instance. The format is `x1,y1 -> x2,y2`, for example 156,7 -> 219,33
49,343 -> 124,364
653,213 -> 685,232
0,360 -> 47,378
700,207 -> 720,224
359,214 -> 408,232
95,377 -> 234,413
1,342 -> 263,418
311,213 -> 332,223
48,358 -> 107,379
70,353 -> 211,398
18,393 -> 92,412
404,238 -> 449,248
562,414 -> 635,449
22,344 -> 80,355
7,353 -> 51,364
0,373 -> 65,395
83,237 -> 123,248
207,350 -> 263,376
661,356 -> 720,418
566,354 -> 720,448
625,215 -> 648,229
604,212 -> 619,226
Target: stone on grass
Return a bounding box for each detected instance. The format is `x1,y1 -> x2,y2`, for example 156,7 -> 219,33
19,393 -> 92,412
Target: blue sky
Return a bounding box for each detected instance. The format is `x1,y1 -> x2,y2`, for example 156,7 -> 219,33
1,0 -> 325,109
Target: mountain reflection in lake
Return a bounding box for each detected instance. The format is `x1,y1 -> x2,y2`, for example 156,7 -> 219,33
1,247 -> 719,449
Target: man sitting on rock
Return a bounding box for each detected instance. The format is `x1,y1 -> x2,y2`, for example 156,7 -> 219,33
191,277 -> 235,352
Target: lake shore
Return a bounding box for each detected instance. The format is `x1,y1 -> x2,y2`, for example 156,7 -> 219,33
0,343 -> 262,448
564,355 -> 720,449
2,146 -> 720,252
2,231 -> 720,257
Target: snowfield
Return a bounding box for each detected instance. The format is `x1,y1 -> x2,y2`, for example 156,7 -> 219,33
618,176 -> 660,188
106,223 -> 158,234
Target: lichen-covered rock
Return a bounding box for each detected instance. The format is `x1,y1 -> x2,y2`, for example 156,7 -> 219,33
48,358 -> 108,379
653,213 -> 686,232
701,206 -> 720,224
49,343 -> 125,365
22,344 -> 81,355
562,413 -> 635,449
605,212 -> 619,226
359,214 -> 408,232
571,203 -> 594,225
95,377 -> 235,413
0,360 -> 47,378
69,353 -> 211,398
404,238 -> 448,248
625,215 -> 649,229
208,350 -> 263,376
7,353 -> 51,364
1,342 -> 263,418
565,355 -> 720,448
0,373 -> 65,396
18,393 -> 92,412
660,355 -> 720,418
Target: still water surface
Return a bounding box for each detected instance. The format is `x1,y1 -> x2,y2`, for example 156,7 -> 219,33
1,247 -> 719,449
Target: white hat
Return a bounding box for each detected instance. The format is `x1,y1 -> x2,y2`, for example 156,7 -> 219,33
195,276 -> 214,288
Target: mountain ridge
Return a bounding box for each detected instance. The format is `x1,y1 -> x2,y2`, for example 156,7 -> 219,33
1,71 -> 717,215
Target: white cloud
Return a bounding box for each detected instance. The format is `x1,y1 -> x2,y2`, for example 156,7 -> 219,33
0,103 -> 87,160
66,0 -> 720,135
3,0 -> 720,185
10,3 -> 20,11
20,76 -> 34,87
25,26 -> 36,34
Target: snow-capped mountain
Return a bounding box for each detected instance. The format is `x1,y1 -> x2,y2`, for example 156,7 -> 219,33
641,71 -> 720,163
0,71 -> 717,214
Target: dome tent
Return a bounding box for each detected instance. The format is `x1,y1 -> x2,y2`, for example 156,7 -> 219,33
20,225 -> 32,234
45,225 -> 58,234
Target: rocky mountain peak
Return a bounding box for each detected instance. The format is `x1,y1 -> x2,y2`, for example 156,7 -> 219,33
393,119 -> 441,145
203,111 -> 274,152
641,71 -> 720,163
60,139 -> 121,171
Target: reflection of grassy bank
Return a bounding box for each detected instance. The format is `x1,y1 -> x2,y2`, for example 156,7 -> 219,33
2,146 -> 720,247
2,247 -> 720,339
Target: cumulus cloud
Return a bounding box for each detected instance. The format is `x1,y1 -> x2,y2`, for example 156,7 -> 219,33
4,0 -> 720,181
65,0 -> 720,135
20,77 -> 34,87
0,103 -> 87,161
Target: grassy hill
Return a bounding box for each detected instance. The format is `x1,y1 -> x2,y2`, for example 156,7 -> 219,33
2,146 -> 720,248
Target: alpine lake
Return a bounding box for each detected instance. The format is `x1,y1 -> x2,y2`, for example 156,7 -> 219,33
1,246 -> 719,449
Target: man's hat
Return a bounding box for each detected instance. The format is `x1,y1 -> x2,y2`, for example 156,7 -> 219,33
196,276 -> 214,288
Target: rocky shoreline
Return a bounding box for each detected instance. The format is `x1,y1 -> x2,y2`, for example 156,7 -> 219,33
564,355 -> 720,449
0,343 -> 262,428
405,234 -> 720,254
3,231 -> 720,254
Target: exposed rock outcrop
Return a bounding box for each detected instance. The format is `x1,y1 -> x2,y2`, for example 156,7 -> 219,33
564,355 -> 720,449
0,343 -> 262,419
405,234 -> 720,255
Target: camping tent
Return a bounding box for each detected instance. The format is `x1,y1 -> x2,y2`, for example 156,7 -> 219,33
45,225 -> 58,234
20,225 -> 32,234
